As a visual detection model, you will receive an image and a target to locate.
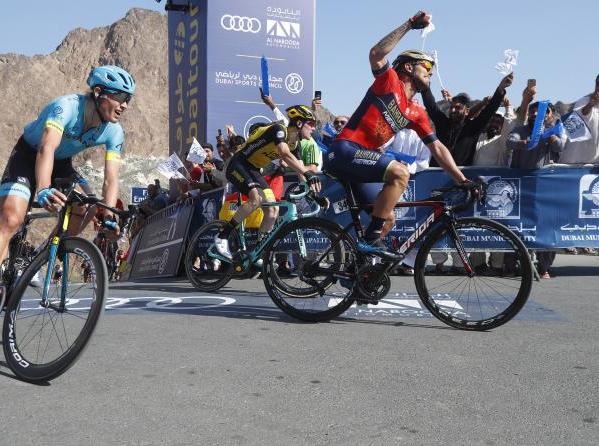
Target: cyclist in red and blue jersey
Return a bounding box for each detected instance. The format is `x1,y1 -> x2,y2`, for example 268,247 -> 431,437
0,65 -> 135,276
325,10 -> 468,258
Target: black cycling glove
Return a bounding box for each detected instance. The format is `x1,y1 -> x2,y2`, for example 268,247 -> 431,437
304,171 -> 320,187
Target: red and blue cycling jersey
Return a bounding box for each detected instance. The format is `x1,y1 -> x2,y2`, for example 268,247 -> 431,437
337,64 -> 437,149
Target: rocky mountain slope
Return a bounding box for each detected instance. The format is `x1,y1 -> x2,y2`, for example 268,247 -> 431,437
0,8 -> 168,195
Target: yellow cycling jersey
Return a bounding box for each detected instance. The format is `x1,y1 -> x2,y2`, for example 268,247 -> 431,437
237,123 -> 287,168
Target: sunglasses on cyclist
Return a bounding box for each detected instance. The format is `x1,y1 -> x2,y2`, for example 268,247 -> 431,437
334,120 -> 348,125
103,90 -> 133,104
414,60 -> 434,72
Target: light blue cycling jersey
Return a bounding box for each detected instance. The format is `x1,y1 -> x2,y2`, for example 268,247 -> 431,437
22,94 -> 124,161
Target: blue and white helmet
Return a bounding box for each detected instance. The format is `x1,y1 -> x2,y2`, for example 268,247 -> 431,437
87,65 -> 136,94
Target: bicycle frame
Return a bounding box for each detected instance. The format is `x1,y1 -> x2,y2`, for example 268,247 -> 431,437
208,188 -> 320,268
311,181 -> 476,276
6,182 -> 135,309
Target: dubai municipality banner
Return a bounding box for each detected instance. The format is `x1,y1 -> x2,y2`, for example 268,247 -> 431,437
318,166 -> 599,250
168,0 -> 315,156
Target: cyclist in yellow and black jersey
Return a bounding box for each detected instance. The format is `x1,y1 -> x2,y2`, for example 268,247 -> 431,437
216,105 -> 321,260
236,122 -> 288,168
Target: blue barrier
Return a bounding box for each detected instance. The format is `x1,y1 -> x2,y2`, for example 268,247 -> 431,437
320,165 -> 599,249
127,165 -> 599,280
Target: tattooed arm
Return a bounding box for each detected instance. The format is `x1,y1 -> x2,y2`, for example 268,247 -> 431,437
369,11 -> 430,72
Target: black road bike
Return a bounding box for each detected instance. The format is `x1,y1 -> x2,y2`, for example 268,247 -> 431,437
1,178 -> 137,382
262,179 -> 533,330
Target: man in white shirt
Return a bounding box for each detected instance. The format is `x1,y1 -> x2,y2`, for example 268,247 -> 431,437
560,74 -> 599,164
472,99 -> 518,167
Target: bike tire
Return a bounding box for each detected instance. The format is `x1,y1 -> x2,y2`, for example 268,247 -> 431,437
262,217 -> 357,322
2,237 -> 107,382
414,217 -> 533,330
184,220 -> 236,292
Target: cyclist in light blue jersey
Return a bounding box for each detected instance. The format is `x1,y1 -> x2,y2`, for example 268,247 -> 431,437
0,65 -> 135,280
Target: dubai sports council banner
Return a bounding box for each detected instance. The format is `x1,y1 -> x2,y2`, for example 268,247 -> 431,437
168,0 -> 315,157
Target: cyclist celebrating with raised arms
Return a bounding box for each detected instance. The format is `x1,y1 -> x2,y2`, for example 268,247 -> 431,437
0,65 -> 135,284
215,105 -> 321,260
326,11 -> 467,259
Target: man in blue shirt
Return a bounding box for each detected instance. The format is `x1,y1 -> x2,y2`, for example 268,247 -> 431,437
0,65 -> 135,290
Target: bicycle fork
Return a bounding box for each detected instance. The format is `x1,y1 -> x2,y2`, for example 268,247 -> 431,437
447,220 -> 475,277
41,205 -> 72,311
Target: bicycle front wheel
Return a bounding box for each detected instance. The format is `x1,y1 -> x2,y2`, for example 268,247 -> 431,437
184,221 -> 235,292
262,217 -> 357,322
2,237 -> 107,382
414,217 -> 532,330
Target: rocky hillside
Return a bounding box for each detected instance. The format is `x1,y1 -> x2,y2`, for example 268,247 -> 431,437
0,8 -> 168,195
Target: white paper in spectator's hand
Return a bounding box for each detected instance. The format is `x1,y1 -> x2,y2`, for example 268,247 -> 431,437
504,49 -> 519,66
156,153 -> 187,180
187,137 -> 207,164
495,62 -> 513,75
495,49 -> 519,75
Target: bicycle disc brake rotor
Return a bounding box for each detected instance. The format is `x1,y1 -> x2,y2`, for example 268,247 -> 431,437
355,264 -> 391,304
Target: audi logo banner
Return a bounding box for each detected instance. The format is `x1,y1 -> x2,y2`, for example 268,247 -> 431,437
168,0 -> 314,157
220,15 -> 262,33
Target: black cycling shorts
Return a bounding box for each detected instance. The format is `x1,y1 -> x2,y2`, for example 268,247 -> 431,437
226,153 -> 269,195
0,135 -> 79,204
325,139 -> 396,183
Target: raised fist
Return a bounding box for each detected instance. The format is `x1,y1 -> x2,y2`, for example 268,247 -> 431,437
409,11 -> 431,29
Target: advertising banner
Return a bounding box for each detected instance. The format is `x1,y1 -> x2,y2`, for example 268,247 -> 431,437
320,166 -> 599,249
168,0 -> 315,157
129,201 -> 195,279
131,187 -> 147,204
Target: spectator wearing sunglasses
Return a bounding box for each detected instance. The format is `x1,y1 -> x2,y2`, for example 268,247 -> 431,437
0,65 -> 135,295
422,73 -> 514,167
333,116 -> 350,133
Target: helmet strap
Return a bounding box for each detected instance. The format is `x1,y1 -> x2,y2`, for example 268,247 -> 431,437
91,89 -> 108,124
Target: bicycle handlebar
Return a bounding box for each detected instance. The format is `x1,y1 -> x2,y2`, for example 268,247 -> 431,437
431,179 -> 487,213
287,182 -> 329,217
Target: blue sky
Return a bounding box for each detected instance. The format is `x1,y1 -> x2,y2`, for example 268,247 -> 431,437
1,0 -> 598,116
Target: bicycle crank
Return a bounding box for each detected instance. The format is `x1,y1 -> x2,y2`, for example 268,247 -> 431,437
355,264 -> 391,305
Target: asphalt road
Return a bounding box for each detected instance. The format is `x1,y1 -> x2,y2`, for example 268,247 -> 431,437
1,254 -> 598,445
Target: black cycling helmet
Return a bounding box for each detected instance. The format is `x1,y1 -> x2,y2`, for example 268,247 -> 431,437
285,105 -> 316,126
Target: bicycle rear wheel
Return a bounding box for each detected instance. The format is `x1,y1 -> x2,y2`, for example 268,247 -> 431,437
414,217 -> 532,330
2,237 -> 107,382
262,217 -> 357,322
184,221 -> 235,291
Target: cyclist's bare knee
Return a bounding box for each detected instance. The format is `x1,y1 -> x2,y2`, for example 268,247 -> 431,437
384,161 -> 410,189
0,198 -> 27,235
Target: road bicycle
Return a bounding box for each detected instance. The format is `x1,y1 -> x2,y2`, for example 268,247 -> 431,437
1,178 -> 137,382
184,184 -> 328,292
261,179 -> 533,330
